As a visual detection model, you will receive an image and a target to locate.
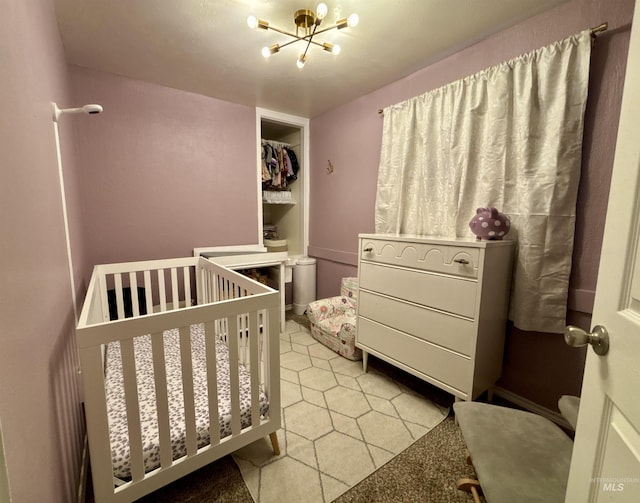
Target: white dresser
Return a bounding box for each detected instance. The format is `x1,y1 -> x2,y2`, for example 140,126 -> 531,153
356,234 -> 515,401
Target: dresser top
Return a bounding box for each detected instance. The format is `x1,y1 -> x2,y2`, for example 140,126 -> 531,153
359,233 -> 515,248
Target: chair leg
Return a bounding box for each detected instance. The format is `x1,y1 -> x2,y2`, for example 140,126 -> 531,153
269,431 -> 280,456
457,478 -> 482,503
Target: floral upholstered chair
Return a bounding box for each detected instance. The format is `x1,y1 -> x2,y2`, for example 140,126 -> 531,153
305,277 -> 362,360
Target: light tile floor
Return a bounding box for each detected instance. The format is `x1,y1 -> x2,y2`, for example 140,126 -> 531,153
232,318 -> 449,503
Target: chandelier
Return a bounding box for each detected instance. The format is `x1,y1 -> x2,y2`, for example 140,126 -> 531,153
247,3 -> 359,68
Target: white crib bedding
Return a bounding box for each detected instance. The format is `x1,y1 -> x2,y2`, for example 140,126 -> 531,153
105,324 -> 269,479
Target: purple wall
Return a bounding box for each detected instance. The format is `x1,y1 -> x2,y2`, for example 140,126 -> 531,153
0,5 -> 631,500
70,66 -> 258,277
309,0 -> 635,410
0,0 -> 85,501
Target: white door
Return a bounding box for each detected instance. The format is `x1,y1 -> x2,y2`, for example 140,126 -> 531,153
565,2 -> 640,501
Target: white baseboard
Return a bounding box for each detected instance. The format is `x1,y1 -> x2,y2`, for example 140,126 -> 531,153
77,434 -> 89,503
494,387 -> 572,430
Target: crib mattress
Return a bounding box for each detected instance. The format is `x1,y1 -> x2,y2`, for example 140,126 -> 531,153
106,324 -> 269,479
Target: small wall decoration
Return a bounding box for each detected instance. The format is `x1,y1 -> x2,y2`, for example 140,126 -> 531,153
469,207 -> 511,240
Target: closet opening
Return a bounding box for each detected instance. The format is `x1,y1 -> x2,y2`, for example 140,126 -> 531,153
257,109 -> 309,259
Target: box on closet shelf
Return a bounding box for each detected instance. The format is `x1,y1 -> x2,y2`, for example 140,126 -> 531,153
265,239 -> 288,253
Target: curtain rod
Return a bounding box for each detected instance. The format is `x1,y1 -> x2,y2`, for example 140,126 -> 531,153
590,22 -> 608,37
377,21 -> 609,115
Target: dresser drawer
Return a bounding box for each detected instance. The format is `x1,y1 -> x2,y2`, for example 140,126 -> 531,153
360,238 -> 479,279
358,291 -> 475,356
359,262 -> 478,318
357,317 -> 472,393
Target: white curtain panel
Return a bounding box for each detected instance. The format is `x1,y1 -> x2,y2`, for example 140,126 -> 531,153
375,31 -> 592,333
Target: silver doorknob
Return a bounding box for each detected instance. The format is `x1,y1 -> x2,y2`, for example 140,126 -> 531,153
564,325 -> 609,356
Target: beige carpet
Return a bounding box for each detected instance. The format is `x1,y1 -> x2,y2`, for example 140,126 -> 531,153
231,318 -> 450,503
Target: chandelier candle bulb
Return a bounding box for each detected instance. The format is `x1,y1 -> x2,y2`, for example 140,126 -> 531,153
323,42 -> 340,55
316,3 -> 328,20
247,16 -> 269,30
262,44 -> 280,58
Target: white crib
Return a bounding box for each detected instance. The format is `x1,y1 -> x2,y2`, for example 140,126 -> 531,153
77,256 -> 281,503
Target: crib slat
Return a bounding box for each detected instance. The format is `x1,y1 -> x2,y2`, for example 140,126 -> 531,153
179,326 -> 198,456
212,270 -> 218,302
158,269 -> 167,312
258,310 -> 265,382
196,266 -> 203,305
245,313 -> 252,363
227,315 -> 242,436
183,267 -> 192,307
129,272 -> 140,317
204,269 -> 210,304
143,270 -> 153,315
114,273 -> 125,320
171,268 -> 179,310
120,338 -> 145,482
238,314 -> 246,365
151,332 -> 172,469
204,320 -> 220,445
204,268 -> 208,300
198,267 -> 206,304
97,275 -> 111,324
249,311 -> 261,429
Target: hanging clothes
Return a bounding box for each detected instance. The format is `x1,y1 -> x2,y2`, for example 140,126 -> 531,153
284,147 -> 299,182
261,140 -> 300,190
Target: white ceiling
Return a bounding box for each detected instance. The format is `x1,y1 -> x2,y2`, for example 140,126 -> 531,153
53,0 -> 568,118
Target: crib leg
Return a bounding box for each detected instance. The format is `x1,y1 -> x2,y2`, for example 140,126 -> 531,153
269,432 -> 281,456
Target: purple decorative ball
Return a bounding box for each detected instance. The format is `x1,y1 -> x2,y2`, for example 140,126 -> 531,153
469,207 -> 510,240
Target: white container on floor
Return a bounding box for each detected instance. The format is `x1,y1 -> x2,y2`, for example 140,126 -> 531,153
292,256 -> 317,315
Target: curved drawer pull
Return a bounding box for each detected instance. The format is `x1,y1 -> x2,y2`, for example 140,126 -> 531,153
363,247 -> 374,252
454,258 -> 470,265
